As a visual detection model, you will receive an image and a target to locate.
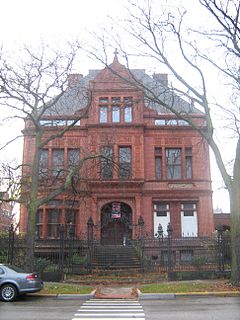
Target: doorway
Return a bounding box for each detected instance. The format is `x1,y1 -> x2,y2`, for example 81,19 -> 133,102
101,202 -> 132,245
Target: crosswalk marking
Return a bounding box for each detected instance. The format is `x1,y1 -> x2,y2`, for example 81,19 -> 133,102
72,298 -> 145,320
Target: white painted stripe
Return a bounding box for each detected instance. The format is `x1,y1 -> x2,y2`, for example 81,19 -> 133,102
77,310 -> 144,313
82,304 -> 141,307
81,306 -> 142,309
74,313 -> 145,317
72,318 -> 145,320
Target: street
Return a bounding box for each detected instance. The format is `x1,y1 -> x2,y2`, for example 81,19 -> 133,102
0,295 -> 239,320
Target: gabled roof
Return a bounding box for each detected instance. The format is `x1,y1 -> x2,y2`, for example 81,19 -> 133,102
44,57 -> 202,116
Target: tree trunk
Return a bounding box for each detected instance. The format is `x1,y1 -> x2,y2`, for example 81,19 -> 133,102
230,183 -> 240,285
230,138 -> 240,285
24,131 -> 41,272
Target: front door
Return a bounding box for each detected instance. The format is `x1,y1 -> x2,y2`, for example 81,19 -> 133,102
101,202 -> 132,245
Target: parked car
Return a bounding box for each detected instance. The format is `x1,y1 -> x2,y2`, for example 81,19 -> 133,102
0,264 -> 44,302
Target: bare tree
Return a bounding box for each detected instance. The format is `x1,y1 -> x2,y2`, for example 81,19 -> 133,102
0,42 -> 105,271
88,0 -> 240,284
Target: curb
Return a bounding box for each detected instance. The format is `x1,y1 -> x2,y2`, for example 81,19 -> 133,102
56,293 -> 95,300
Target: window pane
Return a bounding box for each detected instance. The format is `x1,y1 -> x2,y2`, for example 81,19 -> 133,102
119,147 -> 131,179
155,119 -> 166,125
101,146 -> 113,179
166,148 -> 182,179
186,156 -> 192,179
111,97 -> 121,103
166,119 -> 178,125
112,106 -> 120,122
99,97 -> 108,103
124,107 -> 132,122
155,157 -> 162,180
39,149 -> 48,176
100,106 -> 108,123
52,149 -> 64,177
68,149 -> 80,167
47,209 -> 60,238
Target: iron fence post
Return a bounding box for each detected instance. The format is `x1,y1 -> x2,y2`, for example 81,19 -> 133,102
7,224 -> 14,264
59,224 -> 65,280
217,225 -> 225,272
87,217 -> 94,273
167,222 -> 173,278
155,223 -> 163,272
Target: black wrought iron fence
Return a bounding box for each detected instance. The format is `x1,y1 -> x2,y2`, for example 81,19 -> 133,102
0,223 -> 232,279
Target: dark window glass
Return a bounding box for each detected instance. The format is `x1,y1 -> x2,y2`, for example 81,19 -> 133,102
68,149 -> 80,167
166,148 -> 182,179
36,209 -> 43,239
39,149 -> 48,177
186,156 -> 192,179
154,203 -> 169,216
65,209 -> 77,237
180,250 -> 193,263
182,203 -> 196,216
119,147 -> 131,179
155,157 -> 162,180
101,146 -> 113,179
111,97 -> 121,103
52,149 -> 64,177
47,209 -> 60,238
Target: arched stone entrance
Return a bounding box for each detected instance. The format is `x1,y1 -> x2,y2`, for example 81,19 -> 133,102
101,202 -> 132,245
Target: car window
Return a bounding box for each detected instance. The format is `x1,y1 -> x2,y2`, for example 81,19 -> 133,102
5,265 -> 25,273
0,267 -> 5,275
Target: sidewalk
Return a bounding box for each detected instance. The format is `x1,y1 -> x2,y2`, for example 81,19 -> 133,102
53,285 -> 240,300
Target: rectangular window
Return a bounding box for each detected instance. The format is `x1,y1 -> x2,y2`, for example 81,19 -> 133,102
155,147 -> 162,180
119,147 -> 131,179
36,209 -> 43,239
52,149 -> 64,177
181,203 -> 198,237
68,149 -> 80,167
111,97 -> 121,104
47,209 -> 60,238
185,148 -> 192,179
154,203 -> 169,217
124,107 -> 132,122
180,250 -> 193,263
99,106 -> 108,123
101,146 -> 113,179
166,148 -> 182,179
39,149 -> 49,177
112,106 -> 120,122
65,209 -> 77,237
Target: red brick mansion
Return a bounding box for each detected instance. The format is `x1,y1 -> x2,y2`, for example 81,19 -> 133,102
19,54 -> 214,244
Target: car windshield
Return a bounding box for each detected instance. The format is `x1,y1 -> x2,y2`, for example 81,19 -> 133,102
5,265 -> 25,273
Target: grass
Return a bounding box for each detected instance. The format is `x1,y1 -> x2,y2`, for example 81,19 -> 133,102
40,282 -> 94,295
140,280 -> 240,293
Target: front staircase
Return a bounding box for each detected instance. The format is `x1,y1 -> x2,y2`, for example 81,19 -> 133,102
90,245 -> 141,272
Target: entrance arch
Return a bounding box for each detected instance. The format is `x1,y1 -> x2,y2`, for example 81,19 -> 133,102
101,202 -> 132,245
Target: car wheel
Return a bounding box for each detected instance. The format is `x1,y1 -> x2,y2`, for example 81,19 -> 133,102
0,284 -> 18,302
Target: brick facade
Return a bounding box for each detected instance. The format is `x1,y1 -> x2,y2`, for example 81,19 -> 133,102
19,55 -> 214,242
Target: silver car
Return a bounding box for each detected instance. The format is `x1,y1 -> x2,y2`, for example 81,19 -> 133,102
0,264 -> 44,302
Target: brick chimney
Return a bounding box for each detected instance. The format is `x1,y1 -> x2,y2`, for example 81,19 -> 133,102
153,73 -> 168,86
68,74 -> 83,87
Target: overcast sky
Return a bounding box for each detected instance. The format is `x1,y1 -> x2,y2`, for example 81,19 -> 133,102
0,0 -> 231,212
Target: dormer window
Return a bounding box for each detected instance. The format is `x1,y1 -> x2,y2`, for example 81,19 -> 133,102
112,106 -> 120,122
100,106 -> 108,123
124,106 -> 132,122
98,96 -> 133,123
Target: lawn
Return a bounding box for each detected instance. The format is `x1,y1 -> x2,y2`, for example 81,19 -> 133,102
40,282 -> 94,295
140,280 -> 240,293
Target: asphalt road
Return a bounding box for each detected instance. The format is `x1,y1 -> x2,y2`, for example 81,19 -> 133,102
142,296 -> 240,320
0,295 -> 239,320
